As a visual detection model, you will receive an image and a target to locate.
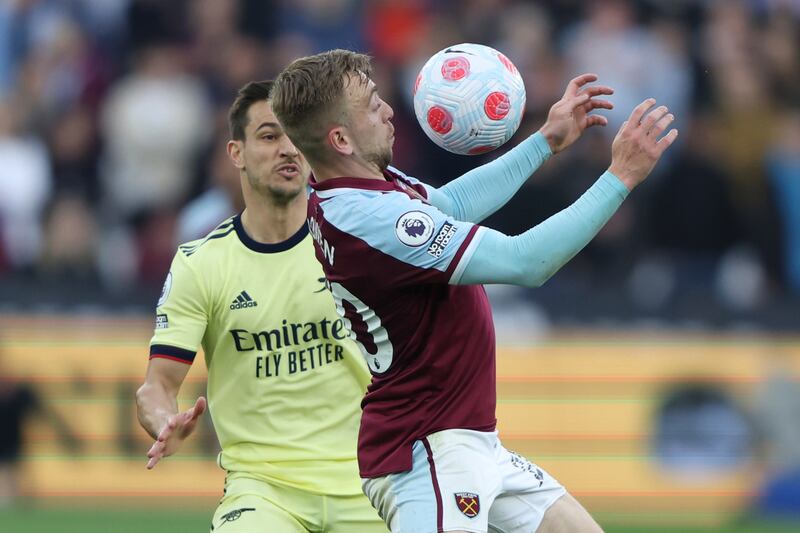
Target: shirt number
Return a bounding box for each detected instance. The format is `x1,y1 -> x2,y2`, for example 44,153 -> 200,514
329,282 -> 393,374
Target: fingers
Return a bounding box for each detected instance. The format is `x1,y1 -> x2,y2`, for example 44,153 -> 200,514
585,114 -> 609,128
564,73 -> 598,96
571,94 -> 613,116
649,112 -> 675,139
627,98 -> 656,128
156,416 -> 178,443
584,98 -> 613,111
190,396 -> 207,420
580,85 -> 614,99
580,95 -> 613,129
623,99 -> 678,141
146,440 -> 165,469
656,128 -> 679,154
641,105 -> 669,133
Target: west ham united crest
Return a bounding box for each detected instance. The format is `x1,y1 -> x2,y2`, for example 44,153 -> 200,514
454,492 -> 480,518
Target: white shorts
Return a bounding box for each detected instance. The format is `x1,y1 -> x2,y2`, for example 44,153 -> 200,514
362,429 -> 566,533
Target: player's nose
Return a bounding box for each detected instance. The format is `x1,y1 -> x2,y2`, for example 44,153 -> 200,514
279,138 -> 300,157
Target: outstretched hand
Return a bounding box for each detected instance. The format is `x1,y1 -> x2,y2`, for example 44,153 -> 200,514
145,396 -> 207,470
608,98 -> 678,191
539,73 -> 614,154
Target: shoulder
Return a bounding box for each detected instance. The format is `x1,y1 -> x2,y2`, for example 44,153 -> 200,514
320,186 -> 423,229
176,216 -> 238,261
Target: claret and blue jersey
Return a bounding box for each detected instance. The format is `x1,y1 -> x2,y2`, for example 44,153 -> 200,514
308,166 -> 498,479
307,132 -> 630,480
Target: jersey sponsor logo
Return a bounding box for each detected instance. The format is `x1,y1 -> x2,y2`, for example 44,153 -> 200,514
454,492 -> 480,518
157,272 -> 172,307
229,320 -> 350,379
230,290 -> 258,310
229,318 -> 349,352
427,222 -> 456,258
155,313 -> 169,330
216,507 -> 255,528
395,211 -> 435,247
254,342 -> 346,378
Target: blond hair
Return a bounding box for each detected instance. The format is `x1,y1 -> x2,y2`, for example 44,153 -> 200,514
272,49 -> 372,163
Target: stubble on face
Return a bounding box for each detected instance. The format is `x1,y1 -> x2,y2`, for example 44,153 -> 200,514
365,144 -> 392,172
242,101 -> 309,204
245,172 -> 298,204
346,76 -> 394,172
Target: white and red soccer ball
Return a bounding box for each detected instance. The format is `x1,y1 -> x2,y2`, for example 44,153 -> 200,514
413,43 -> 526,155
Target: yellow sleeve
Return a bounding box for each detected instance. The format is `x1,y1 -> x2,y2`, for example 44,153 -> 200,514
149,250 -> 208,364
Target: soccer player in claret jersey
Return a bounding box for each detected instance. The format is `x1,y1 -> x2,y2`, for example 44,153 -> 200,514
272,50 -> 678,533
135,81 -> 386,533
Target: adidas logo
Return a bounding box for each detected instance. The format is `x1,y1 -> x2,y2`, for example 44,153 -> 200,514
230,290 -> 258,310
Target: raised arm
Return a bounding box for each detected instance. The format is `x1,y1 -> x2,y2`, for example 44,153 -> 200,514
136,358 -> 205,469
427,73 -> 614,223
458,98 -> 678,287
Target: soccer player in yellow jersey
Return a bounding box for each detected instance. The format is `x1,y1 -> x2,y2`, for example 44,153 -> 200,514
135,80 -> 386,533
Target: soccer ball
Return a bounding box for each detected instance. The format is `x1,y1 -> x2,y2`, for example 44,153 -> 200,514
413,43 -> 526,155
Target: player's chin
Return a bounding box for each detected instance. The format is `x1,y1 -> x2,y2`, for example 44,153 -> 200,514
379,147 -> 393,171
269,182 -> 305,201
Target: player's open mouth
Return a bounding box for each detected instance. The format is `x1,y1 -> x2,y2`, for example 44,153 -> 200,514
276,164 -> 300,178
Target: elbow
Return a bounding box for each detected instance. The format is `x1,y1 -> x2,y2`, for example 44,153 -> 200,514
524,277 -> 546,289
535,270 -> 557,287
135,382 -> 148,409
520,266 -> 557,288
134,383 -> 149,424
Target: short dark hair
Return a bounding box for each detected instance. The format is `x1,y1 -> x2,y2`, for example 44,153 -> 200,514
228,80 -> 274,141
272,50 -> 372,162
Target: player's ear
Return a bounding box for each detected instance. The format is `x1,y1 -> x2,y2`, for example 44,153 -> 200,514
327,126 -> 354,156
227,139 -> 245,169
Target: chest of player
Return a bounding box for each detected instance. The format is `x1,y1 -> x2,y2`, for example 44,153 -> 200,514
209,252 -> 336,330
203,240 -> 352,372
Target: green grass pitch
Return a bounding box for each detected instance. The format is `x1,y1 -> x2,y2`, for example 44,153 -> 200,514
1,507 -> 799,533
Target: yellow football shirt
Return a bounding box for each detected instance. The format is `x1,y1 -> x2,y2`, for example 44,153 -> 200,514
150,215 -> 370,496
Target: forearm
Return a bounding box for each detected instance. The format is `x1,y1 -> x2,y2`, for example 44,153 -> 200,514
459,171 -> 629,286
135,382 -> 179,440
427,132 -> 552,223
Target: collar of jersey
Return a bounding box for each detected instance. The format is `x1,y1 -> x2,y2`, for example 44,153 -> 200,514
309,169 -> 399,192
233,213 -> 308,253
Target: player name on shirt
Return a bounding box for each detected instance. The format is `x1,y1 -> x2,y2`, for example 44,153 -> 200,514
308,216 -> 335,266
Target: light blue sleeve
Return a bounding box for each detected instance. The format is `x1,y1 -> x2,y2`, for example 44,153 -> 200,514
456,171 -> 630,287
425,132 -> 552,223
319,188 -> 479,285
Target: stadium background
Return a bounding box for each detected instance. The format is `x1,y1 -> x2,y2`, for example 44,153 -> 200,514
0,0 -> 798,531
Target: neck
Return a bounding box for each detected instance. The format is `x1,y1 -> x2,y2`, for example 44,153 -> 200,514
310,154 -> 385,183
240,187 -> 307,244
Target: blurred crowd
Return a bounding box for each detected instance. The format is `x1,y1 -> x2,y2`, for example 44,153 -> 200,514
0,0 -> 798,325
